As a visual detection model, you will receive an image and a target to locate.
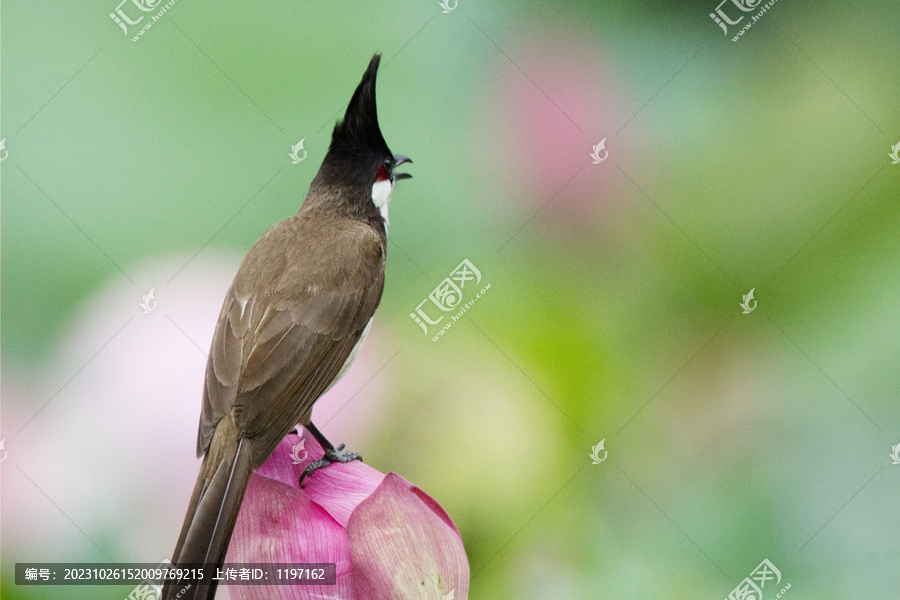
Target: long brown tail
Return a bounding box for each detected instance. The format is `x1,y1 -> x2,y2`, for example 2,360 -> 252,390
161,436 -> 253,600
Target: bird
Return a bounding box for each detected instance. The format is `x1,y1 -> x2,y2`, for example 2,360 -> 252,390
161,53 -> 411,600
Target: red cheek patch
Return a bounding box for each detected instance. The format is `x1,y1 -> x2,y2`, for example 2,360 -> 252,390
376,166 -> 389,182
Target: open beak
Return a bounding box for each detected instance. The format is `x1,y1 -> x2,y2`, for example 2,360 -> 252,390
392,154 -> 413,180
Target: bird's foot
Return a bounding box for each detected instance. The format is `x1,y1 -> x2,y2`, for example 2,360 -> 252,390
299,444 -> 362,486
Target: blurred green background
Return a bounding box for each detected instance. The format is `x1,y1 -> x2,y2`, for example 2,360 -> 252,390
3,0 -> 899,598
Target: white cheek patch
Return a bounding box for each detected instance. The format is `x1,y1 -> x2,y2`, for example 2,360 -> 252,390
371,179 -> 393,226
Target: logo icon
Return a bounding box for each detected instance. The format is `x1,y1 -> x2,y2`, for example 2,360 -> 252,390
590,138 -> 608,164
140,288 -> 158,313
439,0 -> 457,13
289,138 -> 307,164
740,288 -> 757,314
441,590 -> 456,600
589,439 -> 608,464
0,138 -> 7,163
890,442 -> 900,465
890,141 -> 900,165
290,435 -> 308,465
0,439 -> 7,463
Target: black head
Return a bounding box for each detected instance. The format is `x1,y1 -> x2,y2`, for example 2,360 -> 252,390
318,54 -> 412,188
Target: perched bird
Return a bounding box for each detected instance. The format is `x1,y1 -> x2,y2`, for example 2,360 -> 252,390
161,54 -> 411,600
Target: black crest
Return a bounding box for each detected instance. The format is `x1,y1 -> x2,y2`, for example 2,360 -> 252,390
326,55 -> 393,170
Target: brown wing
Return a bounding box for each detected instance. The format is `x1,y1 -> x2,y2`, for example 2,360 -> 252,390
198,216 -> 385,466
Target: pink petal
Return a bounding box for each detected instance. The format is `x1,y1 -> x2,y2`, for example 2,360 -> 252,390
270,428 -> 386,527
227,472 -> 354,600
347,473 -> 469,600
301,459 -> 385,528
255,431 -> 322,488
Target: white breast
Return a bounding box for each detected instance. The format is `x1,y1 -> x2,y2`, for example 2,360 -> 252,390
371,179 -> 393,227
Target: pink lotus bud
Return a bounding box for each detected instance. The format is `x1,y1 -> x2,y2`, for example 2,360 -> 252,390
348,473 -> 469,599
228,429 -> 469,600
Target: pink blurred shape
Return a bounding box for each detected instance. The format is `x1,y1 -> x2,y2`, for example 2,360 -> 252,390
485,27 -> 622,224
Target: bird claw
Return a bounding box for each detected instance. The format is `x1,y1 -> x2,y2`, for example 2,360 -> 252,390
298,444 -> 363,486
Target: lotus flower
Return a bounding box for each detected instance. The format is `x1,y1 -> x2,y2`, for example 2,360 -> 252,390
226,429 -> 469,599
